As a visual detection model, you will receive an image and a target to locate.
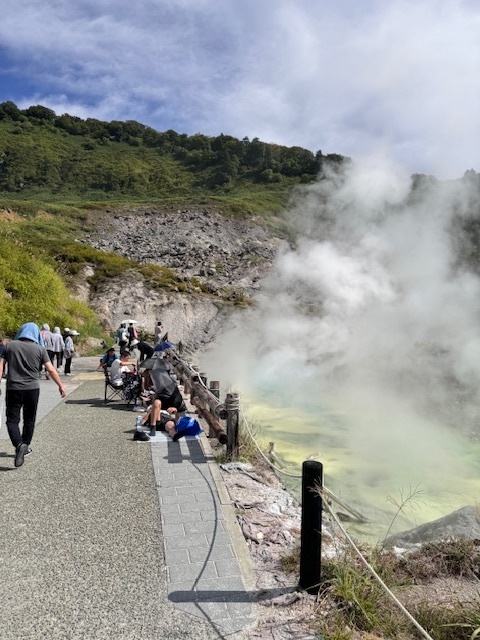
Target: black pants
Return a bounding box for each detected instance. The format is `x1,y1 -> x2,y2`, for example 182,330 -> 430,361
6,388 -> 40,449
64,356 -> 72,374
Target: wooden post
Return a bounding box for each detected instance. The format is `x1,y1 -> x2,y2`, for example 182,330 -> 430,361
226,392 -> 239,461
209,381 -> 220,399
209,381 -> 220,438
190,366 -> 199,402
299,460 -> 323,595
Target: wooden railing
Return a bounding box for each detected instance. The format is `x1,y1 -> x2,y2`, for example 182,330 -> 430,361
166,351 -> 239,452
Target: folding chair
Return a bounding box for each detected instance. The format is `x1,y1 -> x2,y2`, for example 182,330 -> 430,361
103,365 -> 128,404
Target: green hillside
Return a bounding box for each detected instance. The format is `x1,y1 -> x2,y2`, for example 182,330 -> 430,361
0,101 -> 347,215
0,101 -> 351,344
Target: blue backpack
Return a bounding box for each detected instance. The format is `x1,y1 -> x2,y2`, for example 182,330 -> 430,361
176,417 -> 202,436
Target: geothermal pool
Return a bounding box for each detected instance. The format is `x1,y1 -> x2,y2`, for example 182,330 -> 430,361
238,391 -> 480,542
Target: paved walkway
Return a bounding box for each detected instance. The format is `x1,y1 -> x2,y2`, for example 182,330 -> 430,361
0,357 -> 256,639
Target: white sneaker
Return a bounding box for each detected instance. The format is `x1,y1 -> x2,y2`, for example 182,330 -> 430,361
65,373 -> 73,377
137,425 -> 150,433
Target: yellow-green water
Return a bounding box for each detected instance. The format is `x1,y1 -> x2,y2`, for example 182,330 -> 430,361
241,392 -> 480,544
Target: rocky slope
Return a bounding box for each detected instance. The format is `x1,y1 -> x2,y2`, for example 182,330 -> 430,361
88,204 -> 282,294
78,203 -> 284,351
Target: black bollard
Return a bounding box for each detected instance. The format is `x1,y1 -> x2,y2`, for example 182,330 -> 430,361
299,460 -> 323,595
226,392 -> 239,460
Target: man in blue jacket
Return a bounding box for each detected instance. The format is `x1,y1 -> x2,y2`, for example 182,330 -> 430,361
97,346 -> 119,370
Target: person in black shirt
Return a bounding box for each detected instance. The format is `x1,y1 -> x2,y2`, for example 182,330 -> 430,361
131,339 -> 154,362
0,323 -> 66,467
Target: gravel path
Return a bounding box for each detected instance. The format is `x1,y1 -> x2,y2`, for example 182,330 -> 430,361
0,361 -> 243,639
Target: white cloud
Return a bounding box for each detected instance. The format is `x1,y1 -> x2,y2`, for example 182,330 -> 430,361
1,0 -> 480,176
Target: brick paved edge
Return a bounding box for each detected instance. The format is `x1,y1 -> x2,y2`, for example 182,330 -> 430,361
199,433 -> 256,591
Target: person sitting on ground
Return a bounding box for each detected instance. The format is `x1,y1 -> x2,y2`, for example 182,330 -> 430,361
109,350 -> 136,386
143,404 -> 201,441
130,339 -> 154,363
138,401 -> 178,437
97,346 -> 119,370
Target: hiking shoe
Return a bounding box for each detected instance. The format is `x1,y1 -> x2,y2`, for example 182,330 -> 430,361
133,431 -> 150,442
172,430 -> 186,442
15,443 -> 28,467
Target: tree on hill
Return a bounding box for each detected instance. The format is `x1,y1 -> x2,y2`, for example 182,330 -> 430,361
0,101 -> 348,200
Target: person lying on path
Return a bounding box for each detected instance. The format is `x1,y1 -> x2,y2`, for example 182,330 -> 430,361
136,398 -> 202,441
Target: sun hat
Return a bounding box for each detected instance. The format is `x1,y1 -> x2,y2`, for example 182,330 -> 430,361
64,327 -> 71,333
70,330 -> 80,336
131,339 -> 139,346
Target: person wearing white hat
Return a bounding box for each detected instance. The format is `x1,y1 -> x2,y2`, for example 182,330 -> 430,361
131,339 -> 154,363
63,330 -> 78,376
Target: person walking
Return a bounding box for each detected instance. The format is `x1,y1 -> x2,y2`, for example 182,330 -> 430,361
116,323 -> 128,351
51,327 -> 65,370
63,330 -> 79,376
40,324 -> 54,361
154,321 -> 163,345
0,322 -> 66,468
0,336 -> 6,378
127,322 -> 138,348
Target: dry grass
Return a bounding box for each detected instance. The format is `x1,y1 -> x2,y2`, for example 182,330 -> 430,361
313,539 -> 480,640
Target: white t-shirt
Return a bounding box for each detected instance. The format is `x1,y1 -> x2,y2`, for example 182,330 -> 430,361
110,359 -> 131,385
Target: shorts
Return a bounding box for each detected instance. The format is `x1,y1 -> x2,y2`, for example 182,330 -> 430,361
156,414 -> 175,431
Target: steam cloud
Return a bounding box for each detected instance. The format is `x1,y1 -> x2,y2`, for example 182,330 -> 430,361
201,157 -> 480,521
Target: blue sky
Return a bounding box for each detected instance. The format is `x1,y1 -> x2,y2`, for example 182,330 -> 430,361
1,0 -> 479,178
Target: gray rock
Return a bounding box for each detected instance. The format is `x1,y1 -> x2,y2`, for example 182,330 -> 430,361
384,505 -> 480,548
75,205 -> 284,351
